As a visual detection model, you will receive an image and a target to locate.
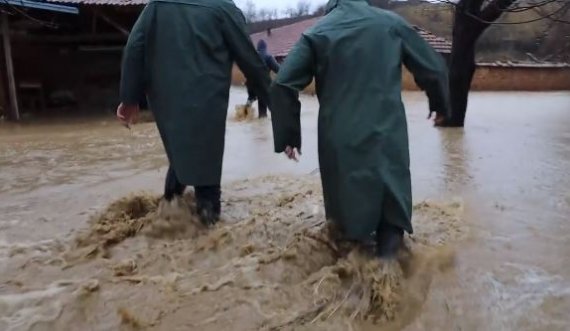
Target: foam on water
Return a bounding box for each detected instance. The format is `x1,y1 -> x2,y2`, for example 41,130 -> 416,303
0,175 -> 468,331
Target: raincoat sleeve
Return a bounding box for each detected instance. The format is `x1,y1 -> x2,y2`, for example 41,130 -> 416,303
397,23 -> 451,118
270,36 -> 314,153
221,5 -> 271,108
266,55 -> 280,74
120,6 -> 148,106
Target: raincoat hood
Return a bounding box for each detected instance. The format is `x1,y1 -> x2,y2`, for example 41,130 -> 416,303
325,0 -> 370,14
257,39 -> 267,54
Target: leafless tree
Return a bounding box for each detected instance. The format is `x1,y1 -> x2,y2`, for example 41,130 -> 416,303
283,0 -> 312,18
295,0 -> 311,16
436,0 -> 569,127
243,0 -> 257,23
283,7 -> 296,18
258,8 -> 271,21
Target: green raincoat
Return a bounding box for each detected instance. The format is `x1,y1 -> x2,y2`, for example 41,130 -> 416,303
120,0 -> 271,186
270,0 -> 450,240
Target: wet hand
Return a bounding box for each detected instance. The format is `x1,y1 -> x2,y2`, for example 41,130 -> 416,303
116,103 -> 140,128
284,146 -> 301,162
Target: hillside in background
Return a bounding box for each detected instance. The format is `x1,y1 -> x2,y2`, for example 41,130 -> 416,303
249,0 -> 569,62
390,0 -> 569,62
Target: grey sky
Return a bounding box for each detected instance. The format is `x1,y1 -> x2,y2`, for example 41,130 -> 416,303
234,0 -> 328,13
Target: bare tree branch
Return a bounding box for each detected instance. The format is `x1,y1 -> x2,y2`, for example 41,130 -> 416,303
482,1 -> 570,24
482,0 -> 527,22
435,0 -> 570,25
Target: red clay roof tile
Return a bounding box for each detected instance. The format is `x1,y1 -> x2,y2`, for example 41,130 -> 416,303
250,18 -> 452,58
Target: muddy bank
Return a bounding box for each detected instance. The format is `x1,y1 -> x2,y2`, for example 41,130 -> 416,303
0,175 -> 466,331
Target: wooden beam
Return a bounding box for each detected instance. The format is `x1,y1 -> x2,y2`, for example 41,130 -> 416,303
92,9 -> 98,34
1,13 -> 19,121
78,45 -> 124,52
13,33 -> 127,44
0,57 -> 6,119
96,12 -> 130,37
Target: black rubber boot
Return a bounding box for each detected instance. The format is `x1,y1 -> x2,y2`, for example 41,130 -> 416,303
258,101 -> 268,118
195,185 -> 221,226
196,201 -> 219,226
375,223 -> 404,259
164,166 -> 186,201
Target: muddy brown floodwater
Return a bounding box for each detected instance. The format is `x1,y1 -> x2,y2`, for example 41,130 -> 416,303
0,88 -> 569,331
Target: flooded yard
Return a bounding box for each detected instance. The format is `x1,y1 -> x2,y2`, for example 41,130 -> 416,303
0,88 -> 569,330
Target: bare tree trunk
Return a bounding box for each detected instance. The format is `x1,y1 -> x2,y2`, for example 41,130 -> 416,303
448,42 -> 476,127
448,4 -> 485,126
1,13 -> 19,121
446,0 -> 517,126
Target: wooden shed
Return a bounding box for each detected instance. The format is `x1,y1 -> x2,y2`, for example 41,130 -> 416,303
0,0 -> 144,120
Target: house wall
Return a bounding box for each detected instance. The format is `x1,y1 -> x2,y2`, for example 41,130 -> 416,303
11,39 -> 569,115
471,66 -> 570,91
400,66 -> 570,91
233,64 -> 570,93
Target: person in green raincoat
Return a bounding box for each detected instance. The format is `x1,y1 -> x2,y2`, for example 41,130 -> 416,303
117,0 -> 271,225
270,0 -> 450,258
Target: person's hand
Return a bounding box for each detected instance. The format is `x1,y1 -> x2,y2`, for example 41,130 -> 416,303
284,146 -> 301,162
116,103 -> 140,128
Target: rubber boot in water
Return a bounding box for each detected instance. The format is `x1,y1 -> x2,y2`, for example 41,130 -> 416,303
375,223 -> 404,259
196,200 -> 220,226
258,101 -> 268,118
195,186 -> 221,226
164,166 -> 186,201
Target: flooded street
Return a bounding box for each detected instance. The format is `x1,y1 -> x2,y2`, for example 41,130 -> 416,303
1,88 -> 569,330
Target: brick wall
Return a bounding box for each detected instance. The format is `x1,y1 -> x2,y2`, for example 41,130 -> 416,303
401,66 -> 570,91
233,64 -> 570,93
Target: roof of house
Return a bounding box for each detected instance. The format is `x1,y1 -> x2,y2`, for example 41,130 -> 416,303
2,0 -> 79,13
46,0 -> 145,5
412,26 -> 452,54
39,2 -> 451,55
250,18 -> 453,58
250,18 -> 320,58
478,61 -> 570,68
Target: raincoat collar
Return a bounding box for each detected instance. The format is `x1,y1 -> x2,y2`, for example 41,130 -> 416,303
325,0 -> 370,14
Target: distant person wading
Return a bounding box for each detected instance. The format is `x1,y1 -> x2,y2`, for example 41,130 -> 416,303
246,39 -> 280,118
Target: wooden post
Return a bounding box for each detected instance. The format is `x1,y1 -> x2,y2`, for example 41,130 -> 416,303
1,13 -> 20,121
0,52 -> 6,117
92,9 -> 98,34
96,11 -> 130,37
